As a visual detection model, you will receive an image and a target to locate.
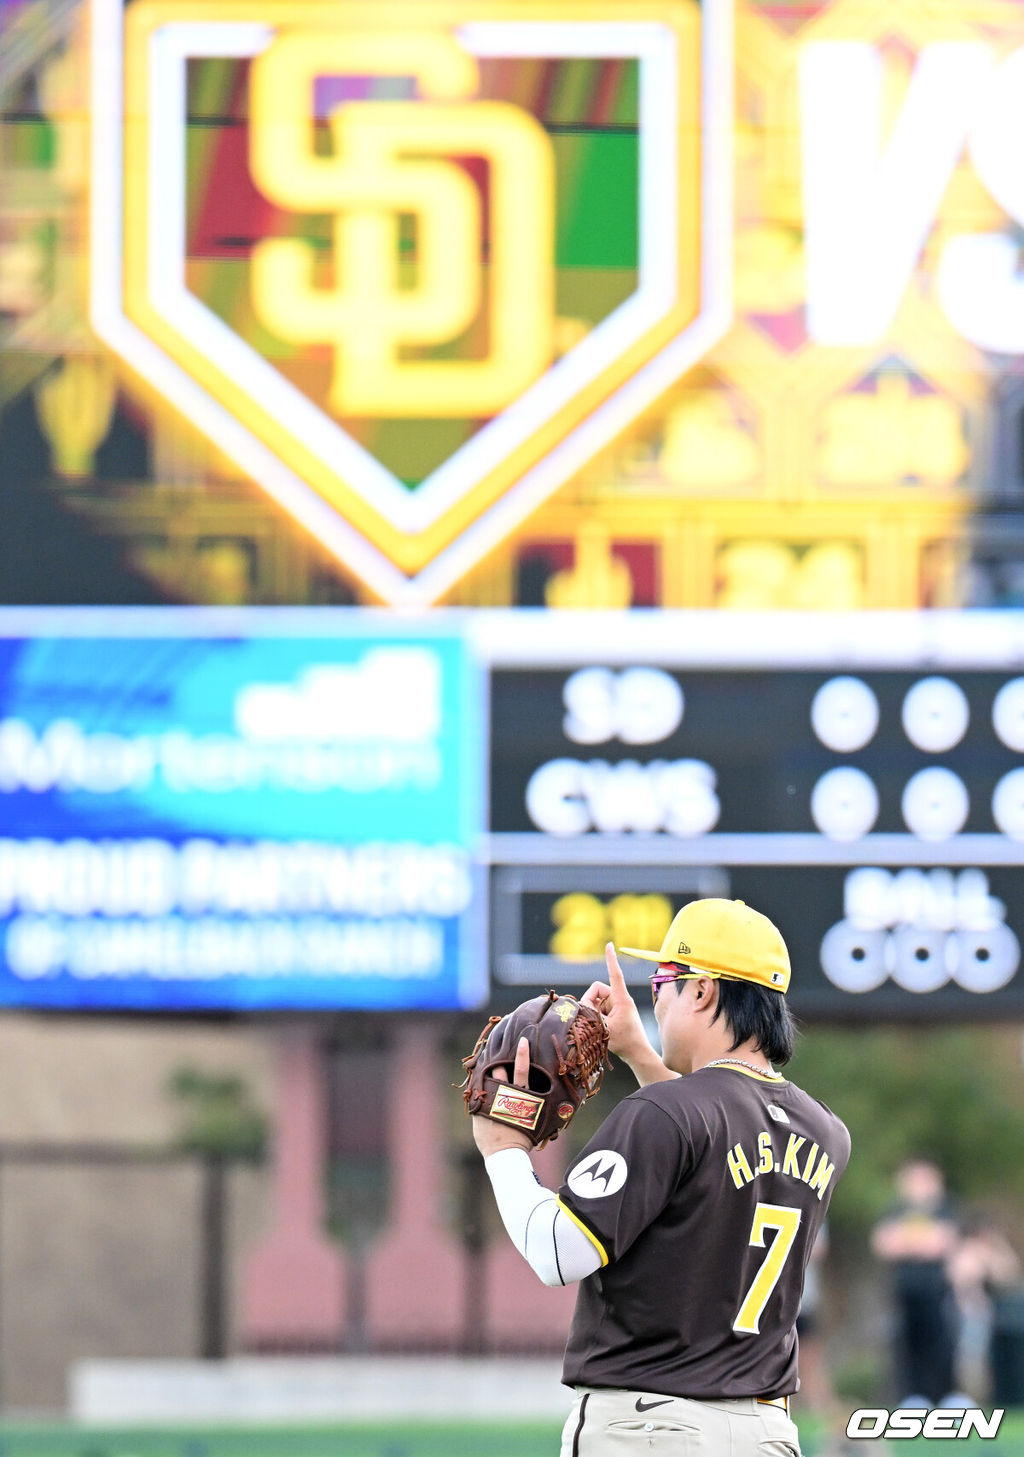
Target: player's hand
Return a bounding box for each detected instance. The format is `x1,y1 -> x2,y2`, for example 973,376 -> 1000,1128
471,1036 -> 534,1156
581,944 -> 652,1062
582,944 -> 681,1087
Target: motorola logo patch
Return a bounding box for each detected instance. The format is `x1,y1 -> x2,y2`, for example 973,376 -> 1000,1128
566,1150 -> 628,1199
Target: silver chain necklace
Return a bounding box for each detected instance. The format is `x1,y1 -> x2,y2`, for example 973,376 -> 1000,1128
704,1057 -> 783,1079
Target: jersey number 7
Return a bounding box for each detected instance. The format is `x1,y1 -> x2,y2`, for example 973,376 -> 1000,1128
733,1202 -> 802,1334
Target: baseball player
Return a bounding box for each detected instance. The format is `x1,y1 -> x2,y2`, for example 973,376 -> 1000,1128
472,897 -> 850,1456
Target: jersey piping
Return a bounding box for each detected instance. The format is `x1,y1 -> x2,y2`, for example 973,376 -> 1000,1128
709,1067 -> 790,1083
556,1195 -> 610,1266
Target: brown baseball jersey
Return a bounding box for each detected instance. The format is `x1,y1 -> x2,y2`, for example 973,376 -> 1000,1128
557,1066 -> 851,1399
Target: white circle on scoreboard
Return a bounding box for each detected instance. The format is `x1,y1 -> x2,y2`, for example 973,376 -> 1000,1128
810,767 -> 879,841
993,768 -> 1024,841
819,921 -> 889,993
901,677 -> 969,752
810,676 -> 879,752
889,926 -> 951,992
901,767 -> 969,841
954,926 -> 1020,993
993,678 -> 1024,752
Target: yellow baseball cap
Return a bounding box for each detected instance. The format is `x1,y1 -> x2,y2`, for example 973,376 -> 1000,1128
620,898 -> 791,993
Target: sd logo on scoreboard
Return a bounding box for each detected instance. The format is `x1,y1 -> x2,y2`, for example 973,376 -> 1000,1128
90,0 -> 731,604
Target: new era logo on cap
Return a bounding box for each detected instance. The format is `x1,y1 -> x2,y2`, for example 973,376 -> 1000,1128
678,942 -> 691,955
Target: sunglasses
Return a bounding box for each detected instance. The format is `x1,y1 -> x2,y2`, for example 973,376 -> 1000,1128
650,967 -> 693,1005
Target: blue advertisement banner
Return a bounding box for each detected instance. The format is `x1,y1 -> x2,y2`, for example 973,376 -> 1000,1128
0,618 -> 485,1010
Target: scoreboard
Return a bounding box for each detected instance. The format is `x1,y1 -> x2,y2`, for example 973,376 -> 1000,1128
479,611 -> 1024,1020
3,607 -> 1024,1018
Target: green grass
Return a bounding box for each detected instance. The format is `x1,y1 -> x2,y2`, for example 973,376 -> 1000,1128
0,1412 -> 1022,1456
0,1422 -> 560,1457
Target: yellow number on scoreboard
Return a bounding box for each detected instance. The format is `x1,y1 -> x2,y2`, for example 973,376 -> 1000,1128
607,893 -> 674,955
549,893 -> 673,960
549,893 -> 607,960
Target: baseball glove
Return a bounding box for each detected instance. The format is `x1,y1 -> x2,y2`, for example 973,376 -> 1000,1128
459,990 -> 610,1147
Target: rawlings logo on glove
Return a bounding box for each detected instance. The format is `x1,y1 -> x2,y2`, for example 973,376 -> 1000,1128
458,990 -> 611,1148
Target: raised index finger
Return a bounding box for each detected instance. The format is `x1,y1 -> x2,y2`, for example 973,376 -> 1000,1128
605,942 -> 631,1002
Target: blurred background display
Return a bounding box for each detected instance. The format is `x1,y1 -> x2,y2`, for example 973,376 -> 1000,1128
0,619 -> 484,1009
488,645 -> 1024,1018
6,0 -> 1021,612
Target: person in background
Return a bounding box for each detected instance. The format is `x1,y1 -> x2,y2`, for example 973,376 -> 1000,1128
949,1211 -> 1022,1401
870,1157 -> 961,1407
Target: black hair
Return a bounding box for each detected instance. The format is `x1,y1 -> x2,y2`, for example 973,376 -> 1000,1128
705,978 -> 798,1066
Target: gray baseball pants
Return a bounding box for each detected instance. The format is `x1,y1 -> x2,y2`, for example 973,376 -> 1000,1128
559,1387 -> 801,1456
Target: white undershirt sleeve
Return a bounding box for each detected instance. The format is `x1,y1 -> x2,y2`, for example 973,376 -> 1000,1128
483,1148 -> 605,1287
